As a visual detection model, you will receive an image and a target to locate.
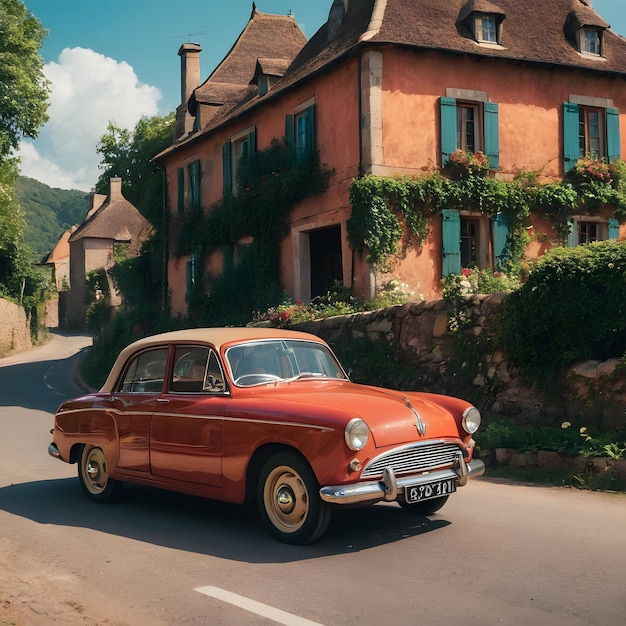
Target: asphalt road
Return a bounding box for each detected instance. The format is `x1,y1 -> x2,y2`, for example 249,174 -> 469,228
0,331 -> 625,625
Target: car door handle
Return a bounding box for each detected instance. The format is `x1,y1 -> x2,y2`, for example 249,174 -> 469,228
156,398 -> 169,404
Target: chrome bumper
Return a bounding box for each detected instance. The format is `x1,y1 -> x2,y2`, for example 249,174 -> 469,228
48,442 -> 61,459
319,454 -> 485,505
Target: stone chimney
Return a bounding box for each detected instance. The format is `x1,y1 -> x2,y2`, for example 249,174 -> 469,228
179,43 -> 202,109
109,177 -> 123,202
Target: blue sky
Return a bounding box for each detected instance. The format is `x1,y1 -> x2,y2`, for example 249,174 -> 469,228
17,0 -> 626,191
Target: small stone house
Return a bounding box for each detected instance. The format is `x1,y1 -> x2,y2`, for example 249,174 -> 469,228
64,178 -> 151,328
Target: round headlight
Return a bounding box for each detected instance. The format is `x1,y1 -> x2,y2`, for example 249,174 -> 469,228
462,407 -> 481,434
345,418 -> 370,451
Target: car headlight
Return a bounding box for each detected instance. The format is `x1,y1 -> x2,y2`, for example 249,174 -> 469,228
462,407 -> 481,434
345,418 -> 369,451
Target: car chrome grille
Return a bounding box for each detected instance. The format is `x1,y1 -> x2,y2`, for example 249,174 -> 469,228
361,441 -> 460,479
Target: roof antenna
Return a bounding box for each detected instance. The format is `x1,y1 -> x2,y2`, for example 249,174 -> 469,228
173,31 -> 206,43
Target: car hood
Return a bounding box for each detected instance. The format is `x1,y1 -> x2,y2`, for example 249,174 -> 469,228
235,380 -> 462,447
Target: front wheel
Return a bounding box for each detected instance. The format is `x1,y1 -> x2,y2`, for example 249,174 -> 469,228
399,495 -> 449,515
78,445 -> 123,503
257,451 -> 331,545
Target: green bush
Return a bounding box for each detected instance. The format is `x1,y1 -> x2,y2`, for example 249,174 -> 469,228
498,240 -> 626,386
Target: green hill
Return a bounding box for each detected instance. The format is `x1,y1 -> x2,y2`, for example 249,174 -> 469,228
16,176 -> 89,261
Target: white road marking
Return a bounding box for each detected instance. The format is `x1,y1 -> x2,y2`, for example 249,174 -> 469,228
194,586 -> 325,626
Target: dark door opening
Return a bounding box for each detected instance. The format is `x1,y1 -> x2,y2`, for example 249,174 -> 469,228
309,226 -> 342,299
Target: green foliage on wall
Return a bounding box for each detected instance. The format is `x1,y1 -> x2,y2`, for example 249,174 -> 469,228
176,140 -> 332,325
497,240 -> 626,387
347,155 -> 626,270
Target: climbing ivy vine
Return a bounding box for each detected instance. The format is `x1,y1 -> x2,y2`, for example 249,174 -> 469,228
347,153 -> 626,270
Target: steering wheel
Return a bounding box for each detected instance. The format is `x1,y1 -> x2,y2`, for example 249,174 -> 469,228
234,373 -> 282,386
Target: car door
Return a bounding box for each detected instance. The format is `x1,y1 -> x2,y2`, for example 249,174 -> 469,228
112,346 -> 169,473
150,346 -> 227,489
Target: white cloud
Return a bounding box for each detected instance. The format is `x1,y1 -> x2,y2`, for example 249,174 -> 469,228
18,47 -> 161,191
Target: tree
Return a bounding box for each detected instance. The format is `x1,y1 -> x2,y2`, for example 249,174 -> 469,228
0,0 -> 49,159
95,113 -> 175,229
0,0 -> 49,302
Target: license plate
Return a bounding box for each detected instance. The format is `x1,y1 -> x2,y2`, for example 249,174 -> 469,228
405,478 -> 456,503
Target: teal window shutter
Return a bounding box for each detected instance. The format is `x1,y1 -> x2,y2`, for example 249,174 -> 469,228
484,102 -> 499,169
285,114 -> 294,147
440,97 -> 457,166
608,218 -> 619,240
442,209 -> 461,275
492,213 -> 509,271
177,168 -> 184,214
222,142 -> 232,194
606,107 -> 621,162
567,219 -> 578,247
563,102 -> 580,173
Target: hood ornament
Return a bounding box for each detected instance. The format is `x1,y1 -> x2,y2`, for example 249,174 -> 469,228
405,397 -> 427,436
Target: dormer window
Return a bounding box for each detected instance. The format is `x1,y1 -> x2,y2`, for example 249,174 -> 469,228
253,58 -> 290,97
565,3 -> 609,58
581,27 -> 602,56
457,1 -> 505,46
476,14 -> 497,43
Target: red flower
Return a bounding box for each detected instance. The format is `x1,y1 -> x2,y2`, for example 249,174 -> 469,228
461,268 -> 473,277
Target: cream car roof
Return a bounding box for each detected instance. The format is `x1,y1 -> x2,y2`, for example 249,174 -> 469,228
100,327 -> 322,392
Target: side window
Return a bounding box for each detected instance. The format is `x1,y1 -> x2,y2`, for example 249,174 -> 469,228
119,348 -> 168,393
563,102 -> 621,172
170,346 -> 225,393
222,128 -> 256,195
441,97 -> 499,168
188,160 -> 201,210
441,209 -> 509,276
567,218 -> 619,247
285,103 -> 316,162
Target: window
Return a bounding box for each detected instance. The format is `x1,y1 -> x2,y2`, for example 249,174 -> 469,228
582,28 -> 601,55
188,160 -> 201,210
579,108 -> 603,160
457,104 -> 480,153
442,209 -> 509,276
186,255 -> 196,298
568,218 -> 619,247
119,348 -> 169,393
441,95 -> 499,168
285,102 -> 316,162
222,128 -> 256,195
170,346 -> 225,393
476,15 -> 497,43
563,101 -> 621,171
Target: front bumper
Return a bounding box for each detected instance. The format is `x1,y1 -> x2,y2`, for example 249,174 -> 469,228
319,452 -> 485,505
48,442 -> 61,459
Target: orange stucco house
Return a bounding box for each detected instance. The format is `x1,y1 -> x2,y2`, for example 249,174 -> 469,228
156,0 -> 626,318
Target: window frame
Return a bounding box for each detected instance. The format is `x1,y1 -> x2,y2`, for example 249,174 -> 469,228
568,217 -> 619,247
579,27 -> 604,57
475,14 -> 498,44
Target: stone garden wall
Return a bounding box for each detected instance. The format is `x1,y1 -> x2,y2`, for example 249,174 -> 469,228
295,294 -> 626,431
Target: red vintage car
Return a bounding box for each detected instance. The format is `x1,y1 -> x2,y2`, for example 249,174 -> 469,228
49,327 -> 484,544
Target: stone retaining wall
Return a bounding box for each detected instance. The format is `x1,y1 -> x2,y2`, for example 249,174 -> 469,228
0,298 -> 32,357
295,294 -> 626,431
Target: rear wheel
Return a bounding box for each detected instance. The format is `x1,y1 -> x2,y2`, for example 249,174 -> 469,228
399,495 -> 449,515
257,451 -> 331,545
78,445 -> 123,503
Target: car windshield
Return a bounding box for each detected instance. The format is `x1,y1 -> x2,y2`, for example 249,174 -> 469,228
226,339 -> 348,387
